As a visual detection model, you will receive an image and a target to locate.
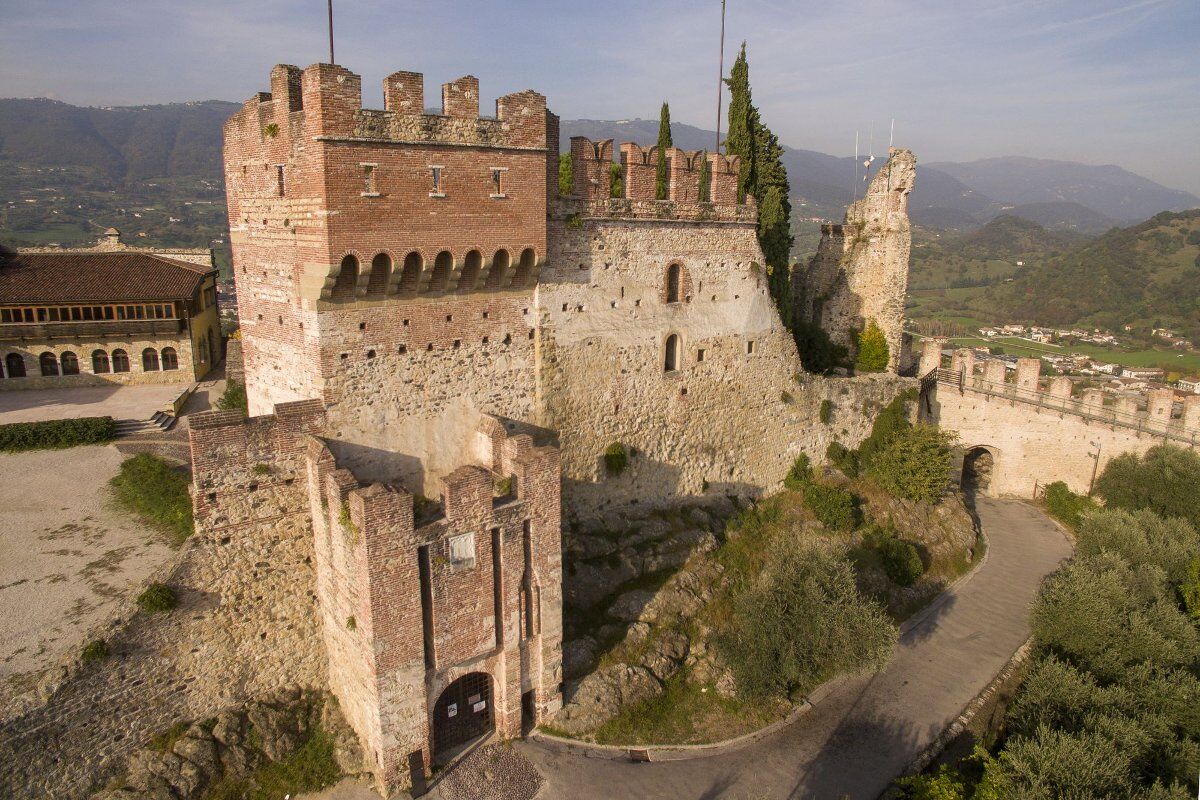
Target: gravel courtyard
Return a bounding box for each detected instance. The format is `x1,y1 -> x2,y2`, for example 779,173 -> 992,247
0,445 -> 174,717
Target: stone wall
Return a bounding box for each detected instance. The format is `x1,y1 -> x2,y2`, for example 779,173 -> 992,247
795,148 -> 916,372
924,348 -> 1200,497
0,404 -> 329,800
0,335 -> 198,391
539,208 -> 914,517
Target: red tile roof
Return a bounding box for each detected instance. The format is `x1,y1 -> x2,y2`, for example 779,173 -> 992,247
0,252 -> 214,304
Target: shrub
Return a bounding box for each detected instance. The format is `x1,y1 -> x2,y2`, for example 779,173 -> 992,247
717,541 -> 897,700
1183,557 -> 1200,620
1093,445 -> 1200,531
216,380 -> 248,414
895,765 -> 966,800
784,453 -> 812,490
802,481 -> 857,532
1042,480 -> 1095,529
136,582 -> 177,613
856,393 -> 912,471
819,399 -> 833,424
110,454 -> 194,545
854,319 -> 890,372
609,162 -> 624,198
825,441 -> 859,477
604,442 -> 628,476
780,390 -> 793,404
869,424 -> 955,504
867,528 -> 925,586
1075,507 -> 1199,583
81,639 -> 108,663
0,416 -> 117,452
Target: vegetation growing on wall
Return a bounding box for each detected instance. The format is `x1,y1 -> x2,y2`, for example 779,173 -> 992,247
604,442 -> 628,476
217,380 -> 248,414
855,319 -> 890,372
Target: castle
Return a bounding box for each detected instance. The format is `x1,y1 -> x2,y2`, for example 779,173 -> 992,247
189,62 -> 917,795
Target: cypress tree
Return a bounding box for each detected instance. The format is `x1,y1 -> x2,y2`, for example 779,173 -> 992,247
724,43 -> 794,325
723,44 -> 755,204
698,150 -> 712,203
655,102 -> 673,201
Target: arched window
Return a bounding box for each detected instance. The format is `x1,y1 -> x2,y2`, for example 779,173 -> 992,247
161,347 -> 179,370
457,250 -> 482,293
331,254 -> 359,300
399,252 -> 422,295
92,349 -> 110,374
513,248 -> 536,288
486,249 -> 511,289
666,263 -> 682,303
664,334 -> 680,372
142,348 -> 160,372
5,353 -> 26,378
60,351 -> 79,375
40,351 -> 59,377
112,349 -> 130,373
428,251 -> 453,293
198,337 -> 210,366
367,252 -> 391,297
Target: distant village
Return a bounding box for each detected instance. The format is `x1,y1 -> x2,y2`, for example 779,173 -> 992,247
960,323 -> 1199,396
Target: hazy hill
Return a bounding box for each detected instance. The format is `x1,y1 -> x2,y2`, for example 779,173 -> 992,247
0,98 -> 238,181
931,157 -> 1200,224
909,215 -> 1083,291
977,209 -> 1200,339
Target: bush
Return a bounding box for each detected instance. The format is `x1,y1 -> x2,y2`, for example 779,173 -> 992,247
825,441 -> 859,477
136,582 -> 177,613
604,442 -> 628,476
1042,480 -> 1095,528
558,152 -> 573,196
854,319 -> 890,372
867,528 -> 925,587
1075,507 -> 1199,584
869,424 -> 955,504
856,393 -> 912,471
216,380 -> 248,414
109,454 -> 194,545
1184,558 -> 1200,621
802,481 -> 857,532
819,399 -> 833,424
0,416 -> 116,452
717,541 -> 897,700
895,765 -> 966,800
1094,445 -> 1200,531
81,639 -> 108,663
784,453 -> 812,490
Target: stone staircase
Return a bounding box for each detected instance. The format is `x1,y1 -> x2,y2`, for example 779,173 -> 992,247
114,411 -> 176,437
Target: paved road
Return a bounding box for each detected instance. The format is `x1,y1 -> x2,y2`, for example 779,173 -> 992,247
519,498 -> 1072,800
0,383 -> 188,424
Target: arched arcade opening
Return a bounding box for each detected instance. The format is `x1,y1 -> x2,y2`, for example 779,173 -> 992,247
431,672 -> 493,764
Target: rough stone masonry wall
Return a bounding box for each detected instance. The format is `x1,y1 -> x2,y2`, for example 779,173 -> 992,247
538,211 -> 914,517
0,404 -> 328,800
796,148 -> 916,372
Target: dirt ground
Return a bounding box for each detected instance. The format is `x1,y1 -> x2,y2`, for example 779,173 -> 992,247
0,444 -> 174,717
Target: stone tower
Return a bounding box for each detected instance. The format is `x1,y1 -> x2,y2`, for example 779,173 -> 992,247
795,147 -> 917,372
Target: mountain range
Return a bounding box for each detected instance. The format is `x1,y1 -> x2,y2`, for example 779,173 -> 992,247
1,98 -> 1197,243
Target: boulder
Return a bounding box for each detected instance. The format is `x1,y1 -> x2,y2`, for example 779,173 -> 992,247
607,589 -> 656,622
562,637 -> 598,679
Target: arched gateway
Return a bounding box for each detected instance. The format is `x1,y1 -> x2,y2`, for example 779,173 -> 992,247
961,446 -> 996,498
432,672 -> 494,763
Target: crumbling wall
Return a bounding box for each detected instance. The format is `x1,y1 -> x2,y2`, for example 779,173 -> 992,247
796,148 -> 916,372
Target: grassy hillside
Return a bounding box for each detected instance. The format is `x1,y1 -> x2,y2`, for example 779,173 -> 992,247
979,209 -> 1200,339
909,215 -> 1083,291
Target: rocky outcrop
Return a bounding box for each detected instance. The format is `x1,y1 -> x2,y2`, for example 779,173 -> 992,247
90,689 -> 362,800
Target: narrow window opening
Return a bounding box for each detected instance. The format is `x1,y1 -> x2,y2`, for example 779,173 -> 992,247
664,334 -> 680,373
276,165 -> 285,196
491,528 -> 504,647
697,348 -> 706,363
361,163 -> 377,195
746,340 -> 756,355
418,546 -> 435,669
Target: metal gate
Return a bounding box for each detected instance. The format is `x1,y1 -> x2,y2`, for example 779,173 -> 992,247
432,672 -> 493,762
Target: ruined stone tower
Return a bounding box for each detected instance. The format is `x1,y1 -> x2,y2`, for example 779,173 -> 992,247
794,147 -> 917,372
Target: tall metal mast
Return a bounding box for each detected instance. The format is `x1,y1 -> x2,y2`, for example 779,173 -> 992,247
715,0 -> 727,154
327,0 -> 335,64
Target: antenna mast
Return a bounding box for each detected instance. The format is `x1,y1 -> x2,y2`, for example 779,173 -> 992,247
327,0 -> 335,65
715,0 -> 727,154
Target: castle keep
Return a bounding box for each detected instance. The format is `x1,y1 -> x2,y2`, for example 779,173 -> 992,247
193,61 -> 918,794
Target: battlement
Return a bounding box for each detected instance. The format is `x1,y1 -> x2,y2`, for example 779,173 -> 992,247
928,342 -> 1200,445
231,63 -> 549,151
564,136 -> 743,209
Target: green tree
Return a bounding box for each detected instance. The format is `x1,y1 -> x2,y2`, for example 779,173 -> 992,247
609,162 -> 623,199
855,320 -> 890,372
1093,445 -> 1200,531
655,102 -> 672,201
698,150 -> 711,202
723,44 -> 755,204
558,152 -> 573,197
869,424 -> 956,504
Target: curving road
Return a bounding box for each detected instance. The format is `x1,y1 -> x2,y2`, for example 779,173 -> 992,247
518,498 -> 1072,800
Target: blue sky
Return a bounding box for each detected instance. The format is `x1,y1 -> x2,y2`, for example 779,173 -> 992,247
2,0 -> 1198,194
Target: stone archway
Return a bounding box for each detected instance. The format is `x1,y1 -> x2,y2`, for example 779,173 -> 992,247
431,672 -> 493,764
962,446 -> 995,500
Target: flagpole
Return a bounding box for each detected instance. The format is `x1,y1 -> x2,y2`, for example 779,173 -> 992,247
715,0 -> 726,154
327,0 -> 335,65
